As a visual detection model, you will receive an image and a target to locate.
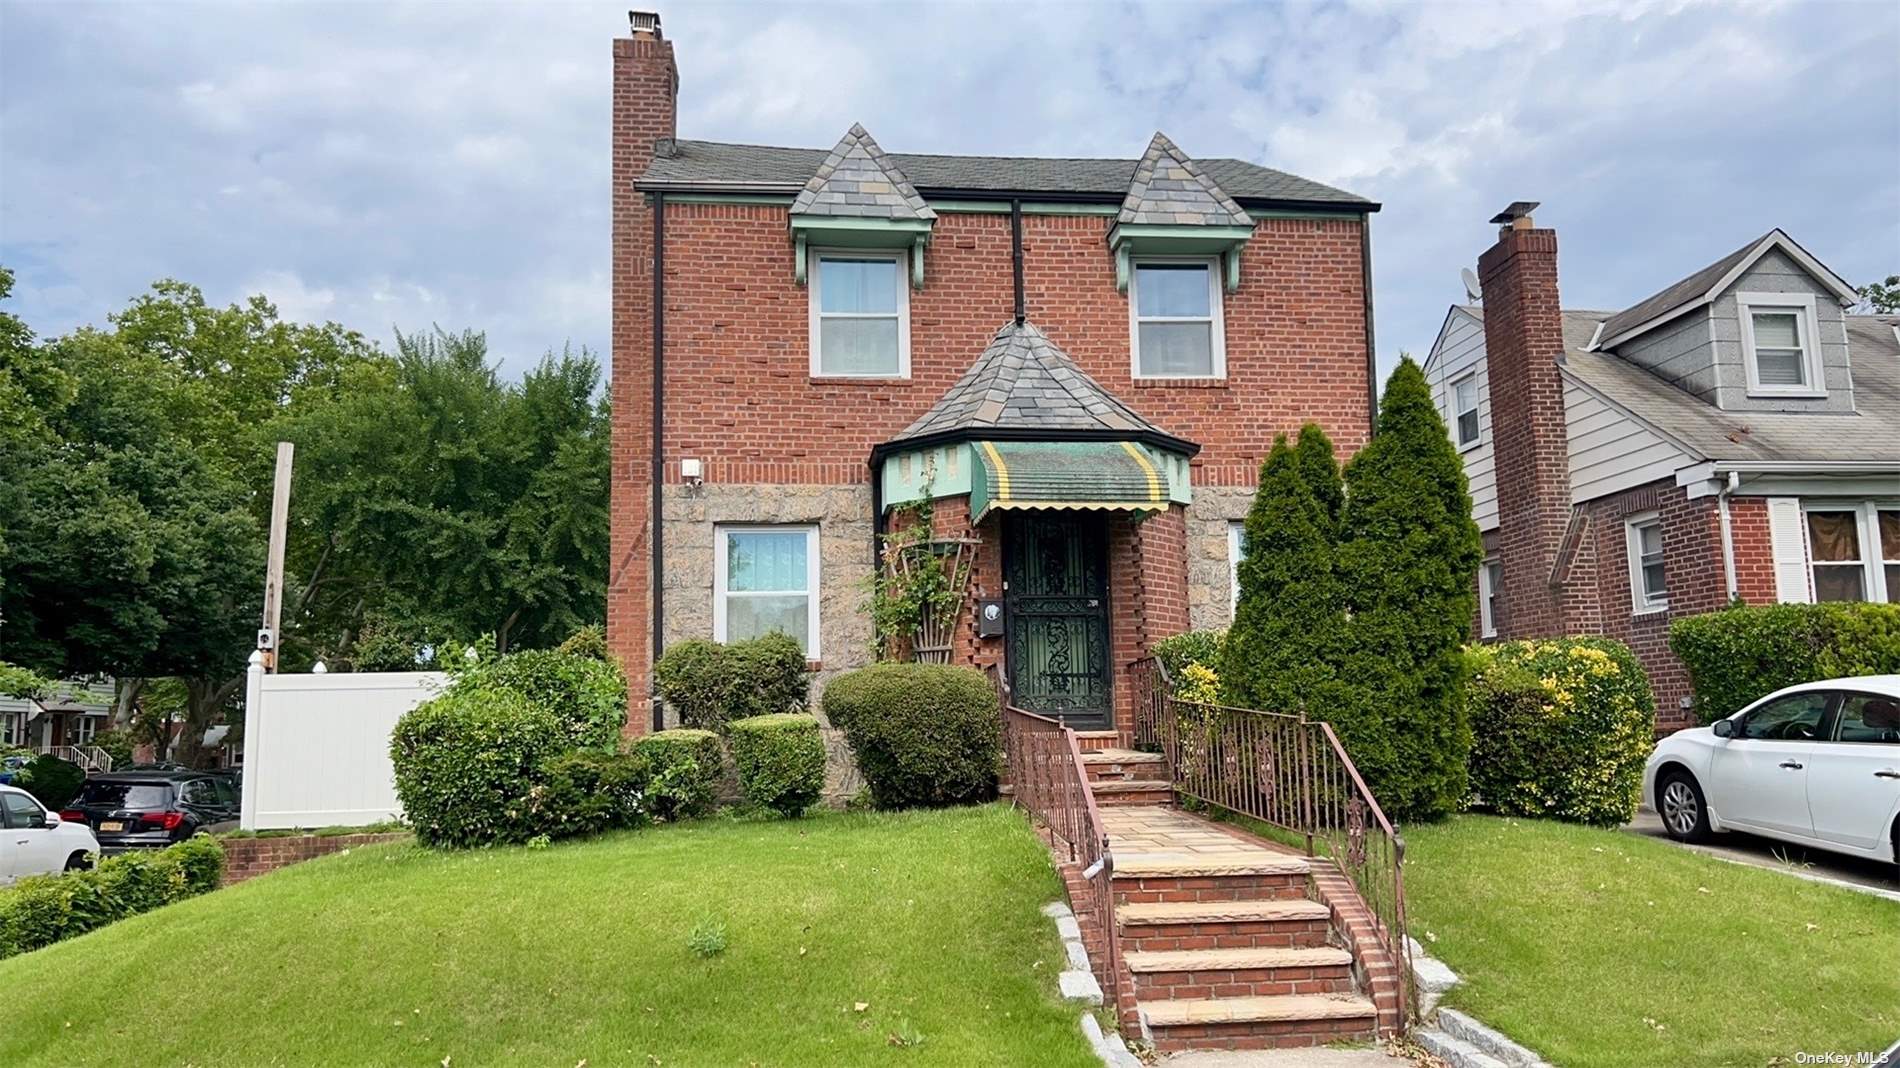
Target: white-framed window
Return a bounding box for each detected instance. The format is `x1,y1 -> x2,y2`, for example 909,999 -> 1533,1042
1479,556 -> 1502,638
1228,521 -> 1247,611
1802,502 -> 1899,603
0,712 -> 21,748
70,716 -> 98,745
1451,373 -> 1481,450
809,251 -> 909,378
1736,292 -> 1824,397
714,524 -> 820,657
1130,257 -> 1225,379
1625,512 -> 1667,614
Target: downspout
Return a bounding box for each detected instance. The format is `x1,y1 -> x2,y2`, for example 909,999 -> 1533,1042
1360,213 -> 1379,434
650,192 -> 667,733
1717,470 -> 1740,604
1010,198 -> 1026,324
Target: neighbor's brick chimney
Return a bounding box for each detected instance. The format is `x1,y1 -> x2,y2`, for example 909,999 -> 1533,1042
608,11 -> 678,733
1477,202 -> 1573,638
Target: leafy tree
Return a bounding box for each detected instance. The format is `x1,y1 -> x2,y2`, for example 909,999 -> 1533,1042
1335,358 -> 1484,821
1223,434 -> 1346,715
1856,274 -> 1899,315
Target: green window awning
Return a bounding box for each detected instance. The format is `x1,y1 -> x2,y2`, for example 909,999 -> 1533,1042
970,440 -> 1169,522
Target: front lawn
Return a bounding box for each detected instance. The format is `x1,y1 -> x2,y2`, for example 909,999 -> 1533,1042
1403,814 -> 1898,1067
0,805 -> 1096,1067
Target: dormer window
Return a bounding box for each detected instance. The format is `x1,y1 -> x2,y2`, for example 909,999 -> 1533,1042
1737,292 -> 1823,397
1131,258 -> 1224,379
811,252 -> 909,377
1452,373 -> 1481,449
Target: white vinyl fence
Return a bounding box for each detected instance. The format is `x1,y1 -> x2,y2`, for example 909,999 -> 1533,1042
240,652 -> 445,830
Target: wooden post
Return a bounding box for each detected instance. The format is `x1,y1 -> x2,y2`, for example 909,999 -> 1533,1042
260,441 -> 294,672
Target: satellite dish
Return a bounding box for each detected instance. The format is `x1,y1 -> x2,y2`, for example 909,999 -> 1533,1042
1461,267 -> 1482,303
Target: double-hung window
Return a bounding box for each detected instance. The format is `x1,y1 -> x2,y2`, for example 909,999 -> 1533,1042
1736,292 -> 1823,396
1804,502 -> 1899,603
1479,556 -> 1502,638
1626,513 -> 1667,613
1452,374 -> 1481,449
714,525 -> 821,657
1131,258 -> 1224,378
810,252 -> 908,377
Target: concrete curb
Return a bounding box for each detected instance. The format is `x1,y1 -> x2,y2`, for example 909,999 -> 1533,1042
1044,900 -> 1138,1067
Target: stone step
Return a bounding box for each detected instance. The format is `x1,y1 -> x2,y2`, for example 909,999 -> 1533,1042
1118,899 -> 1331,927
1112,853 -> 1310,880
1141,992 -> 1377,1027
1081,748 -> 1169,783
1126,945 -> 1353,975
1088,780 -> 1173,805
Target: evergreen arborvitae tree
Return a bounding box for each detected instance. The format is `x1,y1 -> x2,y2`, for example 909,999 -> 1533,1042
1336,358 -> 1484,821
1222,435 -> 1346,714
1293,423 -> 1343,534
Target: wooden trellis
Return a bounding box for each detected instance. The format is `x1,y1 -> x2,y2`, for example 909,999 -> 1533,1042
892,536 -> 980,664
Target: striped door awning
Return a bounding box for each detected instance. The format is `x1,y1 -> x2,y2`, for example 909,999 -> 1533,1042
970,440 -> 1168,522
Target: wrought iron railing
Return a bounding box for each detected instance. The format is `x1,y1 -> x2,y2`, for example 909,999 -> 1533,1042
1130,656 -> 1412,1020
993,667 -> 1122,1016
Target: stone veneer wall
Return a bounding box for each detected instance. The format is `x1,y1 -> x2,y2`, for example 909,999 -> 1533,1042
1185,485 -> 1255,633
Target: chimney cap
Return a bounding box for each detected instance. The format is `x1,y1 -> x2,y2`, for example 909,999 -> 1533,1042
629,10 -> 662,37
1488,201 -> 1540,226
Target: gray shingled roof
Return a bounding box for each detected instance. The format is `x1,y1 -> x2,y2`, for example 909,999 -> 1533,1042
1595,231 -> 1773,344
790,124 -> 935,221
1118,132 -> 1253,226
642,139 -> 1374,207
886,320 -> 1195,452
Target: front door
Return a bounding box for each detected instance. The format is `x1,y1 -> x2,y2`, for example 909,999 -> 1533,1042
1004,513 -> 1111,729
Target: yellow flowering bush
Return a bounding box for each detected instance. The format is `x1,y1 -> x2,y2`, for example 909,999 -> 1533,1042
1463,638 -> 1654,825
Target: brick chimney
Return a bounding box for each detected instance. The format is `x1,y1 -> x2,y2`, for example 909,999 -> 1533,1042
608,11 -> 679,730
1477,202 -> 1572,637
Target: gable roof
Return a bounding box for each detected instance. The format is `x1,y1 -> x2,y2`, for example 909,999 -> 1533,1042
1118,132 -> 1253,227
641,139 -> 1376,209
790,124 -> 935,221
1592,229 -> 1860,350
880,320 -> 1196,456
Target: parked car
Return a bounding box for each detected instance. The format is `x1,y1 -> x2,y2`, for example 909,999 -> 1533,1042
61,770 -> 240,852
1645,676 -> 1900,872
1,783 -> 99,884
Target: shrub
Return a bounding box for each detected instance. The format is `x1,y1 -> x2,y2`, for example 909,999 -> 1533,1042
452,647 -> 628,750
16,755 -> 85,810
823,664 -> 999,810
653,634 -> 810,732
1670,602 -> 1900,722
390,688 -> 567,848
728,713 -> 826,818
1464,639 -> 1655,825
1151,629 -> 1225,684
530,750 -> 653,838
0,835 -> 224,961
556,624 -> 611,661
630,729 -> 724,820
90,728 -> 135,770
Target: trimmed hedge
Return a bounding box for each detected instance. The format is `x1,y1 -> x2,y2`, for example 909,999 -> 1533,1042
16,755 -> 85,811
822,664 -> 999,810
390,688 -> 568,848
630,729 -> 724,820
452,646 -> 628,750
1670,602 -> 1900,723
529,750 -> 653,838
1464,638 -> 1655,825
0,835 -> 225,960
728,713 -> 826,818
653,634 -> 810,732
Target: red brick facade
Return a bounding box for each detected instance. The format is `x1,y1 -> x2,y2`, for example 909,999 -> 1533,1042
607,23 -> 1372,734
220,832 -> 410,886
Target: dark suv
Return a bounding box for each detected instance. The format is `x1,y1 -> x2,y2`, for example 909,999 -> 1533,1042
62,771 -> 239,852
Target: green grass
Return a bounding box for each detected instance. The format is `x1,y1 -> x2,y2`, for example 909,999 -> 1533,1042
1403,814 -> 1898,1067
0,805 -> 1096,1067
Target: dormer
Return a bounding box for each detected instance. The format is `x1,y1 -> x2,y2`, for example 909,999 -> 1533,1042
1588,229 -> 1860,413
789,124 -> 936,291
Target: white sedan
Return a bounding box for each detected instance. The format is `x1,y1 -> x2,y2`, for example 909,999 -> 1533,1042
1,783 -> 100,885
1645,676 -> 1900,871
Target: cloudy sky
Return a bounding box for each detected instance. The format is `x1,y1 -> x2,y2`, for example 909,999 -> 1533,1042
3,0 -> 1896,381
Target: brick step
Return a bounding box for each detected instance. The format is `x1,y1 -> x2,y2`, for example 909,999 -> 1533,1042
1117,898 -> 1334,952
1114,871 -> 1313,905
1089,780 -> 1174,805
1127,946 -> 1357,1001
1081,748 -> 1169,784
1141,994 -> 1378,1052
1071,730 -> 1123,753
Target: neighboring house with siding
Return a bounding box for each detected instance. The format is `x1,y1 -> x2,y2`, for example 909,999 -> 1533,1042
606,12 -> 1379,738
0,678 -> 114,752
1427,204 -> 1900,730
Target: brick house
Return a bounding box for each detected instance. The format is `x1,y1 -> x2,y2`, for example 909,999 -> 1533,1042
1427,204 -> 1900,730
607,12 -> 1379,739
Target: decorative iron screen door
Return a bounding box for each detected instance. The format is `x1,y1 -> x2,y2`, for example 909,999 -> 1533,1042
1004,513 -> 1111,728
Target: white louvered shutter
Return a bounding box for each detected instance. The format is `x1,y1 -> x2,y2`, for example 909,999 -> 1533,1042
1766,497 -> 1811,603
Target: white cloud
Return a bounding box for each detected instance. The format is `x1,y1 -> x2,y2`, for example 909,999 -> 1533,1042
1,0 -> 1895,383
